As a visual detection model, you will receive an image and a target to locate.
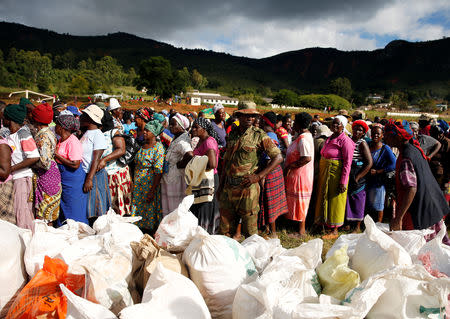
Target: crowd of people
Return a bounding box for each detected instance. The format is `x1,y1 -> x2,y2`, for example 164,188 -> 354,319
0,97 -> 448,245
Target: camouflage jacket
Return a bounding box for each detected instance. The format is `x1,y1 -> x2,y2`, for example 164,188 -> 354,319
223,126 -> 280,179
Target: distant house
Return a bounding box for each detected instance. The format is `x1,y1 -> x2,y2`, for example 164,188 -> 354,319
187,90 -> 239,106
367,94 -> 383,101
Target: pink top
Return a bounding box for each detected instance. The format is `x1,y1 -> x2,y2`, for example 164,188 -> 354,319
56,134 -> 83,162
321,132 -> 355,185
0,138 -> 12,184
193,136 -> 219,174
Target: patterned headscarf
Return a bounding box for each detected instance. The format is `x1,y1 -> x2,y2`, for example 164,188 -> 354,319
57,114 -> 80,132
193,117 -> 220,144
173,113 -> 190,130
144,119 -> 164,137
385,119 -> 427,159
136,107 -> 152,122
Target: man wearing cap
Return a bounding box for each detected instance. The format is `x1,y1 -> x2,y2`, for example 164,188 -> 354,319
107,98 -> 124,134
219,103 -> 282,238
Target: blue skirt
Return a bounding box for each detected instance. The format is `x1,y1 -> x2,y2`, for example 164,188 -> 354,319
366,184 -> 386,211
87,168 -> 111,218
57,163 -> 88,225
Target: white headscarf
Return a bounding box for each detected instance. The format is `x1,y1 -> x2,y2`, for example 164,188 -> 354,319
173,113 -> 190,130
213,103 -> 224,114
335,115 -> 350,134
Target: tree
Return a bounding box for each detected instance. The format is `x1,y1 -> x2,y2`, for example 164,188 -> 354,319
135,56 -> 174,99
272,89 -> 298,106
418,99 -> 435,112
390,92 -> 408,110
69,75 -> 89,95
191,69 -> 208,89
329,77 -> 352,101
172,67 -> 191,93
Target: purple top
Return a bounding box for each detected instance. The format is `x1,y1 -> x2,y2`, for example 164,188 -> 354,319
194,136 -> 219,174
321,132 -> 355,185
211,120 -> 226,147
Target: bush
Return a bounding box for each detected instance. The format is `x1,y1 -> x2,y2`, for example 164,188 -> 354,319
297,94 -> 351,111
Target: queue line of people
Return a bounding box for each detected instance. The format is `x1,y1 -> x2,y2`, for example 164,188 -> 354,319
0,98 -> 448,247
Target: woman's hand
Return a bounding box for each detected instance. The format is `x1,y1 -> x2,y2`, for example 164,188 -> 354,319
370,168 -> 377,175
83,178 -> 93,193
241,174 -> 260,187
390,216 -> 402,231
338,184 -> 347,194
97,159 -> 107,172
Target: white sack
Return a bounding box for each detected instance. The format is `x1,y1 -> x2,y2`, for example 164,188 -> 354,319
0,221 -> 29,317
281,238 -> 323,270
416,225 -> 450,277
352,265 -> 450,319
93,208 -> 141,235
61,284 -> 117,319
183,234 -> 256,319
326,233 -> 363,260
241,234 -> 285,273
155,195 -> 208,253
352,215 -> 412,281
24,220 -> 81,277
233,255 -> 321,319
121,263 -> 211,319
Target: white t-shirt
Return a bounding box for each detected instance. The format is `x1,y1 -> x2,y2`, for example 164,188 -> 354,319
80,129 -> 107,173
7,126 -> 40,180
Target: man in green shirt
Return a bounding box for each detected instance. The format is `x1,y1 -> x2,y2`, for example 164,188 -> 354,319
219,103 -> 283,237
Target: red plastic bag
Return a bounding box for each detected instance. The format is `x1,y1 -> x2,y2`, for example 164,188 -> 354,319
6,256 -> 85,319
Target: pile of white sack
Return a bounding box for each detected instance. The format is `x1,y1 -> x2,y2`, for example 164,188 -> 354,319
1,194 -> 449,319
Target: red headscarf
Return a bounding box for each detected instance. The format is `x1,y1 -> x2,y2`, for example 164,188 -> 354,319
352,120 -> 369,133
32,102 -> 53,124
384,119 -> 427,160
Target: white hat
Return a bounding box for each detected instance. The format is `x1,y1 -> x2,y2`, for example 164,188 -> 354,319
83,104 -> 104,125
213,103 -> 224,114
107,98 -> 121,111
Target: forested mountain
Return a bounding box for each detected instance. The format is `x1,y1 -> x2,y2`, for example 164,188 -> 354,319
1,21 -> 449,94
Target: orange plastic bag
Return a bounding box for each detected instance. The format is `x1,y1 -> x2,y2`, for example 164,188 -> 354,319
6,256 -> 85,319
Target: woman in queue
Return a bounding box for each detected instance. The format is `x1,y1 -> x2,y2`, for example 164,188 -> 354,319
0,132 -> 14,224
345,120 -> 372,233
132,119 -> 165,233
284,112 -> 314,237
98,110 -> 131,216
189,117 -> 221,234
384,120 -> 449,245
314,115 -> 355,239
366,124 -> 396,222
54,114 -> 88,224
4,104 -> 40,229
161,113 -> 192,216
80,104 -> 110,222
31,103 -> 62,225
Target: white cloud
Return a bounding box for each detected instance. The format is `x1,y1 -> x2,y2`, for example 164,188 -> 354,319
161,0 -> 449,58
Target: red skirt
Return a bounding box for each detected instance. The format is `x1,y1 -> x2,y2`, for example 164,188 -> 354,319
259,165 -> 288,226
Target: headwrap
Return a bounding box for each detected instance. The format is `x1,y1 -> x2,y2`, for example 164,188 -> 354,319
193,117 -> 220,144
352,120 -> 369,134
161,109 -> 169,116
57,114 -> 80,132
4,104 -> 27,125
136,107 -> 152,122
315,124 -> 332,138
173,113 -> 190,130
67,106 -> 81,116
385,119 -> 427,160
59,110 -> 74,117
19,97 -> 33,107
262,112 -> 277,129
213,103 -> 224,114
335,115 -> 348,128
32,102 -> 53,124
153,113 -> 166,123
95,102 -> 106,110
145,120 -> 164,137
409,121 -> 419,130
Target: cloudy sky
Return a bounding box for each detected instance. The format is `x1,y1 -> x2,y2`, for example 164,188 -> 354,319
1,0 -> 449,58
